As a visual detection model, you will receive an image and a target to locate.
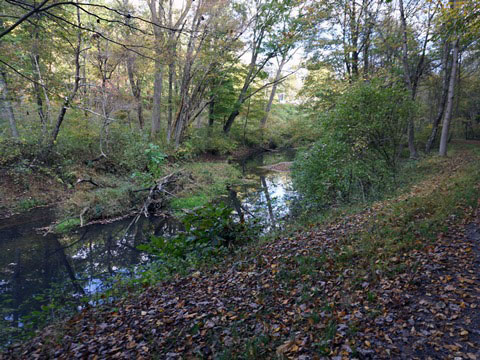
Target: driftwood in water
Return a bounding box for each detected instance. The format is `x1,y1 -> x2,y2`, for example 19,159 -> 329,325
259,162 -> 292,172
121,172 -> 182,240
140,172 -> 180,217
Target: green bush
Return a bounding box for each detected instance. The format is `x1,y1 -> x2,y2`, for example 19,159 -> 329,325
138,202 -> 259,259
292,79 -> 416,205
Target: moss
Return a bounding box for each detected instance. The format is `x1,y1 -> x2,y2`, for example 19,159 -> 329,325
62,180 -> 142,223
173,161 -> 241,211
17,198 -> 45,212
54,218 -> 81,233
170,194 -> 209,211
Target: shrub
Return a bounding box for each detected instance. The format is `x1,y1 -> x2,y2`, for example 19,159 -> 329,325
138,202 -> 259,259
292,79 -> 416,205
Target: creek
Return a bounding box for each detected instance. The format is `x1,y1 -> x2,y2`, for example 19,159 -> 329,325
0,149 -> 297,342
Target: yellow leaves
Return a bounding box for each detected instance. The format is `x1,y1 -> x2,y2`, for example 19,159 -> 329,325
444,344 -> 461,351
458,276 -> 475,284
275,339 -> 301,356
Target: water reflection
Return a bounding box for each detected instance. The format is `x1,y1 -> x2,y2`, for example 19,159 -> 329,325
0,149 -> 297,343
233,149 -> 297,229
0,209 -> 179,337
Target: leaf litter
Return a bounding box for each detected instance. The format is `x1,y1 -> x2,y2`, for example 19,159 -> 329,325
2,149 -> 480,359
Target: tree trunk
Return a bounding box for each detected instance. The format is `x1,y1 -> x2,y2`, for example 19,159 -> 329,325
208,98 -> 215,127
167,54 -> 175,141
399,0 -> 418,159
47,7 -> 82,151
223,106 -> 241,134
407,120 -> 418,159
350,0 -> 359,78
223,22 -> 269,134
31,55 -> 46,127
439,38 -> 459,156
151,60 -> 163,136
426,40 -> 451,153
260,57 -> 286,129
126,56 -> 143,129
0,70 -> 19,138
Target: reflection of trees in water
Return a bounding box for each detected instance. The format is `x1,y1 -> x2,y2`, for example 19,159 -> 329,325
235,173 -> 293,228
0,212 -> 180,329
261,176 -> 276,227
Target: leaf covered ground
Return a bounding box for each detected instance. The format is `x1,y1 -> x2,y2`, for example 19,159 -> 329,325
3,144 -> 480,359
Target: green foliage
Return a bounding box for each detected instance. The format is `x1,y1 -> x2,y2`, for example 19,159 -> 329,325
64,183 -> 143,223
179,128 -> 238,157
54,218 -> 81,233
292,79 -> 416,205
145,144 -> 167,177
170,194 -> 209,211
138,202 -> 259,259
132,143 -> 167,184
174,161 -> 241,210
18,198 -> 44,211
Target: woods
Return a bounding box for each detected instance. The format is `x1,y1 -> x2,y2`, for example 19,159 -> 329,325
1,0 -> 480,357
0,0 -> 479,161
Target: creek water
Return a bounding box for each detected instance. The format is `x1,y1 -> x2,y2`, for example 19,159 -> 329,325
0,149 -> 297,341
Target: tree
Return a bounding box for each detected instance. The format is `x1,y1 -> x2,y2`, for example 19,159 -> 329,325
439,37 -> 459,156
223,0 -> 299,134
0,70 -> 19,139
398,0 -> 436,159
439,0 -> 478,156
47,4 -> 82,153
292,79 -> 414,204
425,35 -> 451,153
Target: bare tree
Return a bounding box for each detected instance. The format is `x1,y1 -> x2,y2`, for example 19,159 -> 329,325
439,37 -> 459,156
398,0 -> 435,159
0,70 -> 19,139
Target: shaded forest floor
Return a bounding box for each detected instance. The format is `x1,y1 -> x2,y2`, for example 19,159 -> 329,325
3,143 -> 480,359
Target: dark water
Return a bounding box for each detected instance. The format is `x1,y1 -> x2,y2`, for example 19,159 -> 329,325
233,149 -> 297,225
0,150 -> 296,341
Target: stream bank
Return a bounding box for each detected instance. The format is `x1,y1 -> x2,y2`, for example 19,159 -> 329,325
4,145 -> 480,359
0,149 -> 298,346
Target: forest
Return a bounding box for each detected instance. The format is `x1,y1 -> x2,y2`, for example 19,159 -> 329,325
1,0 -> 480,358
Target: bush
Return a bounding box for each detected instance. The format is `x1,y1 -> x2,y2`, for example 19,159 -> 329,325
177,127 -> 238,158
138,202 -> 259,259
292,79 -> 416,205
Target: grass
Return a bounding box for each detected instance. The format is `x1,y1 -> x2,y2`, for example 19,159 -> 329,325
18,198 -> 45,211
312,142 -> 480,282
172,161 -> 241,211
5,142 -> 480,356
54,218 -> 81,233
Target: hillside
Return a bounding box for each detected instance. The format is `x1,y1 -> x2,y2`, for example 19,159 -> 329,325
4,143 -> 480,359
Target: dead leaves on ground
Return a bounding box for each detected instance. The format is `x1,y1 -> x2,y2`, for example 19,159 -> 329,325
4,151 -> 480,359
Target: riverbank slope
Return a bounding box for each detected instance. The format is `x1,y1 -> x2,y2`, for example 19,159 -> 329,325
4,142 -> 480,359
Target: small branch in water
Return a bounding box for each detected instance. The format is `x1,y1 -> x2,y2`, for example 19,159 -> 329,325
121,172 -> 182,241
76,178 -> 100,187
79,206 -> 89,227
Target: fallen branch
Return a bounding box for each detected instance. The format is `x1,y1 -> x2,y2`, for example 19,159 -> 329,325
76,178 -> 100,187
120,171 -> 182,241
